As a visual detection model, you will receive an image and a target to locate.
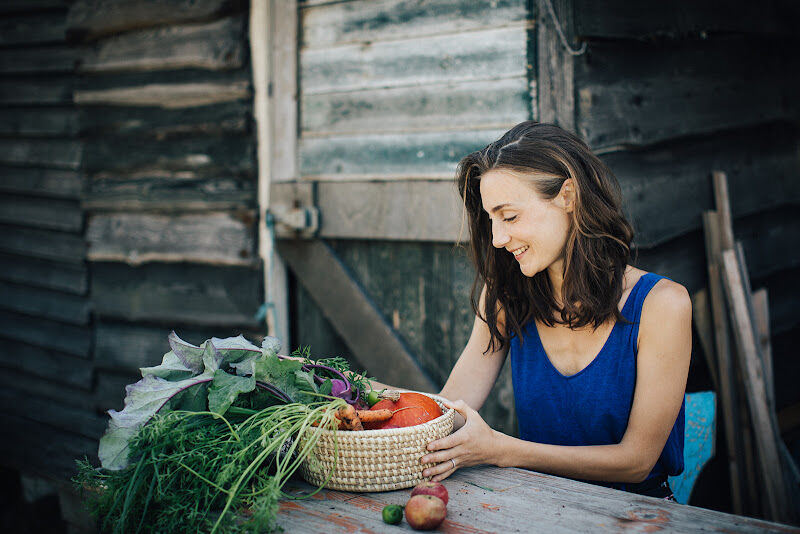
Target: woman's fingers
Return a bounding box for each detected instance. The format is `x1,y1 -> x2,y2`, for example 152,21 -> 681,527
443,399 -> 471,417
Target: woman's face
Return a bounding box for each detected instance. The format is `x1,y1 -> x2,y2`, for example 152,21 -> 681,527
480,169 -> 572,278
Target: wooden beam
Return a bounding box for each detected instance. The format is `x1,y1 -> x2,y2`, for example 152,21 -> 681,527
751,288 -> 774,412
74,80 -> 250,108
277,239 -> 437,392
536,0 -> 578,131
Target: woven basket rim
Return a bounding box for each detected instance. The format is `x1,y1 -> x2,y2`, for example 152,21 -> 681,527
312,391 -> 453,437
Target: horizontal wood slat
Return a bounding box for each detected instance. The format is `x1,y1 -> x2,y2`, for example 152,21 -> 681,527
0,166 -> 82,198
0,338 -> 92,389
74,79 -> 250,108
0,195 -> 82,231
86,211 -> 257,266
90,262 -> 260,326
301,77 -> 530,136
78,15 -> 245,73
575,36 -> 797,149
301,0 -> 527,48
301,26 -> 528,95
0,252 -> 87,294
573,0 -> 799,39
0,309 -> 91,357
0,388 -> 105,440
0,45 -> 78,74
0,281 -> 90,325
0,13 -> 66,46
67,0 -> 240,41
0,109 -> 80,138
0,78 -> 73,105
0,139 -> 83,170
0,225 -> 86,263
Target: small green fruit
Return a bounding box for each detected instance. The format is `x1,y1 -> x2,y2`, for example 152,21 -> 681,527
382,504 -> 404,525
367,390 -> 382,407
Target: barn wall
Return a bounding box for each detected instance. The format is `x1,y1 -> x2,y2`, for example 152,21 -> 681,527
0,0 -> 264,486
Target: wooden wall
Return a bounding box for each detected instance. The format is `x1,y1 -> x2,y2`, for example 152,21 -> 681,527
0,0 -> 263,486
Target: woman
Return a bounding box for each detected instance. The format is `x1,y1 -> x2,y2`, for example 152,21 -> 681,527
403,122 -> 690,498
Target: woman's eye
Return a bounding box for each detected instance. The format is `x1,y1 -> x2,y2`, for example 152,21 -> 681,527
503,215 -> 517,223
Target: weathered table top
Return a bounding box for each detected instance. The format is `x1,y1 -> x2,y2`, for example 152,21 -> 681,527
276,465 -> 798,533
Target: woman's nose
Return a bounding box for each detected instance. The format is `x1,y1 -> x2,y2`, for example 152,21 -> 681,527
492,224 -> 510,248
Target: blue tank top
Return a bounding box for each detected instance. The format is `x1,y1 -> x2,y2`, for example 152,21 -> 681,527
509,272 -> 685,489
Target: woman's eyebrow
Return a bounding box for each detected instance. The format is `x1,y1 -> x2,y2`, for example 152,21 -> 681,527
489,203 -> 511,214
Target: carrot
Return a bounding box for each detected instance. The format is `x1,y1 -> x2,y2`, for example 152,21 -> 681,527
335,404 -> 363,431
356,408 -> 393,424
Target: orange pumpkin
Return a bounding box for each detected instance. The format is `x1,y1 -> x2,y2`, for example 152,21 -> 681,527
363,392 -> 443,430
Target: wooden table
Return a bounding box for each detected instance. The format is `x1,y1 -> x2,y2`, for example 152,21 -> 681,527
276,465 -> 798,533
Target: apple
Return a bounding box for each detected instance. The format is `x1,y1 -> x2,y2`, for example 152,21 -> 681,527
410,481 -> 449,506
404,495 -> 447,531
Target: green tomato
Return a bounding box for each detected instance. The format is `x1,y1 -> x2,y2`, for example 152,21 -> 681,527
382,504 -> 403,525
366,389 -> 382,407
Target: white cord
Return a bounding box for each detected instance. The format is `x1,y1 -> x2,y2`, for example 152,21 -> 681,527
543,0 -> 587,56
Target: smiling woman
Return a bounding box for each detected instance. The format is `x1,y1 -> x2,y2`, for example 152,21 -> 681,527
411,121 -> 691,501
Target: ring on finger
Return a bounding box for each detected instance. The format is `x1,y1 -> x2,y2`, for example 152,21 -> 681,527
450,458 -> 457,470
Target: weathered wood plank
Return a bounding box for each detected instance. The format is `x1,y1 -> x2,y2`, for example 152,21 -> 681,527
0,77 -> 73,105
536,0 -> 578,130
78,15 -> 245,73
575,36 -> 796,149
94,320 -> 260,372
301,26 -> 528,95
0,109 -> 80,138
278,239 -> 437,392
316,181 -> 463,242
86,211 -> 257,266
301,77 -> 530,135
0,167 -> 82,198
84,135 -> 253,176
758,267 -> 800,336
751,289 -> 775,412
0,195 -> 82,232
299,129 -> 506,179
301,0 -> 527,48
0,388 -> 105,440
0,310 -> 90,357
67,0 -> 242,41
0,281 -> 90,325
0,139 -> 83,170
78,100 -> 249,137
0,252 -> 87,294
90,262 -> 260,326
574,0 -> 799,39
0,225 -> 85,264
0,414 -> 98,480
0,339 -> 92,389
0,13 -> 66,46
83,175 -> 255,211
74,79 -> 250,108
0,367 -> 95,413
0,46 -> 78,74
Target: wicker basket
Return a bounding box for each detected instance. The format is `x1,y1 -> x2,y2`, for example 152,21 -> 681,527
299,394 -> 455,492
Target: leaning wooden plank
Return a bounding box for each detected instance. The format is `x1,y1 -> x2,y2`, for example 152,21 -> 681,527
702,211 -> 744,514
301,26 -> 527,95
301,0 -> 527,48
90,262 -> 260,327
74,80 -> 250,108
300,129 -> 506,179
751,288 -> 774,412
0,166 -> 82,198
86,211 -> 257,266
0,309 -> 90,357
78,15 -> 244,73
0,388 -> 105,439
67,0 -> 240,41
0,45 -> 78,74
0,225 -> 85,264
0,252 -> 87,294
277,239 -> 437,392
0,139 -> 82,170
0,338 -> 92,389
0,77 -> 73,105
690,288 -> 718,390
712,171 -> 735,249
573,0 -> 797,39
0,109 -> 80,138
574,37 -> 794,150
0,281 -> 90,325
720,249 -> 791,522
0,195 -> 82,232
302,77 -> 529,136
0,13 -> 66,46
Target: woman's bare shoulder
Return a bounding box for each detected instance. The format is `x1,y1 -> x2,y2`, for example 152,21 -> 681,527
642,275 -> 691,323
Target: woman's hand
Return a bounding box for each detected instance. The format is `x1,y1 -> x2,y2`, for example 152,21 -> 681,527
420,400 -> 504,482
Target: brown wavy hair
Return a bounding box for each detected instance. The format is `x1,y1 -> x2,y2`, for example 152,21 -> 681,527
457,122 -> 634,353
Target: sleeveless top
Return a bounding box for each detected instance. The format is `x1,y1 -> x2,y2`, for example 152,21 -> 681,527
509,272 -> 685,489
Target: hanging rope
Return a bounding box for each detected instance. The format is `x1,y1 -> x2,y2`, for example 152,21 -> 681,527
543,0 -> 587,56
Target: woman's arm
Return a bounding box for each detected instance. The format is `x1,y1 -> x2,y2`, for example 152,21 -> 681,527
423,279 -> 692,483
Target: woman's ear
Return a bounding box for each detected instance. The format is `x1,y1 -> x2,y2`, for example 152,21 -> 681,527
557,178 -> 576,213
